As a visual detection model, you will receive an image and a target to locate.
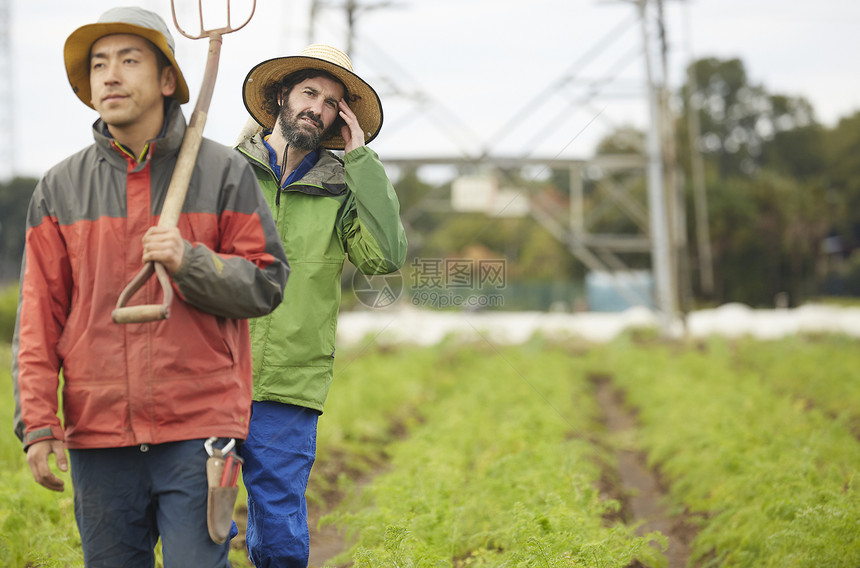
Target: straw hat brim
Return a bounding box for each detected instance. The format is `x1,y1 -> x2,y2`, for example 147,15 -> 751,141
64,22 -> 190,109
243,56 -> 383,150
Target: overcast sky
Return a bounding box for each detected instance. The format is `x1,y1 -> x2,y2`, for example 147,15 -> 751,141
7,0 -> 860,179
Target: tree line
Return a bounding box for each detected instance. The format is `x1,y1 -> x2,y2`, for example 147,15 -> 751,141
2,57 -> 859,310
391,56 -> 860,310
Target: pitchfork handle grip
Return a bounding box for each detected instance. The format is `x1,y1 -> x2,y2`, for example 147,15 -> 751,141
111,261 -> 174,323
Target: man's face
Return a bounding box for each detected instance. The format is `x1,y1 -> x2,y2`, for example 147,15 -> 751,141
277,76 -> 345,151
89,33 -> 175,131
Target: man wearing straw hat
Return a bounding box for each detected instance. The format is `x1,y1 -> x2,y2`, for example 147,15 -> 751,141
12,6 -> 288,565
235,44 -> 407,565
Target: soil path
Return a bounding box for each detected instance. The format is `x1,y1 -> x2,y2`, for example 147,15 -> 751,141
308,504 -> 348,567
593,375 -> 694,568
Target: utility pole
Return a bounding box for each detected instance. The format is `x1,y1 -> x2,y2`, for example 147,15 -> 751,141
655,0 -> 687,313
0,0 -> 13,181
639,0 -> 678,333
308,0 -> 321,46
344,0 -> 357,56
308,0 -> 395,58
683,0 -> 714,297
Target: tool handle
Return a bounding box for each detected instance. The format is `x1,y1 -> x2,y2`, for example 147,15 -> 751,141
218,453 -> 243,487
112,35 -> 222,324
229,455 -> 243,486
111,262 -> 174,323
219,455 -> 234,486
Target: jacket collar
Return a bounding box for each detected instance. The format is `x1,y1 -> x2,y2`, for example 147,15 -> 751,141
92,99 -> 187,171
237,130 -> 347,196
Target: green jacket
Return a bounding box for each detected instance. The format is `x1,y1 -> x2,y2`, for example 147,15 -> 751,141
236,131 -> 407,412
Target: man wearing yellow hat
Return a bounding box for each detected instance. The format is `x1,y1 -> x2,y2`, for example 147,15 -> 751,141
12,6 -> 288,565
235,45 -> 407,565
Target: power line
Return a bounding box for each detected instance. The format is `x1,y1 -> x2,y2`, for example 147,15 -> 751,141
480,14 -> 639,158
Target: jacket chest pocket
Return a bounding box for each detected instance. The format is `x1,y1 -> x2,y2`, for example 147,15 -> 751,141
278,194 -> 344,259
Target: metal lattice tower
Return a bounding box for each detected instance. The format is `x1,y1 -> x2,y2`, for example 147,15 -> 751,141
0,0 -> 12,181
307,0 -> 687,331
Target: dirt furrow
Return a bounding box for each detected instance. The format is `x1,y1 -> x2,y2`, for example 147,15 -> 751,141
593,374 -> 695,568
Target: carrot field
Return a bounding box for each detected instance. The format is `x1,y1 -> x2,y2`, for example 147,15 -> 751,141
1,332 -> 859,567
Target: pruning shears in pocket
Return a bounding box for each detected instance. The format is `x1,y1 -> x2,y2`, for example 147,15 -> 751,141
204,437 -> 243,544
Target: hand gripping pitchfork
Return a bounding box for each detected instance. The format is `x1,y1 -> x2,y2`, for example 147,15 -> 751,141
111,0 -> 256,324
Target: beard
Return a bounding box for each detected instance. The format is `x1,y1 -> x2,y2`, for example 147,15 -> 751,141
277,102 -> 338,151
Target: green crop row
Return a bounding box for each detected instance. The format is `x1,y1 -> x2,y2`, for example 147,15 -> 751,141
0,344 -> 83,567
731,335 -> 860,434
593,335 -> 860,567
4,334 -> 858,567
322,339 -> 667,567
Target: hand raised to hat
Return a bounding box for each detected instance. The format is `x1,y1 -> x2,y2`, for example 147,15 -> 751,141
339,98 -> 365,154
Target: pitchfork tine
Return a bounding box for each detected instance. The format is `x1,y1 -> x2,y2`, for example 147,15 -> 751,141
171,0 -> 256,40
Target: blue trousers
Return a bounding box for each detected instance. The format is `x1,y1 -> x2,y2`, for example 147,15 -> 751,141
69,439 -> 231,568
241,401 -> 319,568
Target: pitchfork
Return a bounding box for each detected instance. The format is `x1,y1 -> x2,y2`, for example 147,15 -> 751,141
112,0 -> 256,324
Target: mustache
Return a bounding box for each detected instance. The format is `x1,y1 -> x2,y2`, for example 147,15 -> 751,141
297,111 -> 323,129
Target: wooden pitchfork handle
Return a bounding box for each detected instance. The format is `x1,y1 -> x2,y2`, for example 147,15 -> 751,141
112,0 -> 256,324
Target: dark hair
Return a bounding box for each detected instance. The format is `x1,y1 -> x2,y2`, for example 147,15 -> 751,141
261,68 -> 350,121
149,41 -> 172,75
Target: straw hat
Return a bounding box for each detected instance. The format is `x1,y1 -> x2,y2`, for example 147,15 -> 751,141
64,6 -> 190,109
242,44 -> 383,150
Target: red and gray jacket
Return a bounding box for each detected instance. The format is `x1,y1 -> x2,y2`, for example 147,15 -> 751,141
12,100 -> 289,450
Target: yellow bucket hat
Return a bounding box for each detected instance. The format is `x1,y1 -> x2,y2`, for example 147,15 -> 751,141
64,6 -> 190,109
242,44 -> 383,150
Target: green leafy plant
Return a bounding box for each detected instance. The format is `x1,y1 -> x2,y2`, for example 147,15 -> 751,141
0,284 -> 18,345
595,335 -> 860,567
5,335 -> 858,567
325,341 -> 666,567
